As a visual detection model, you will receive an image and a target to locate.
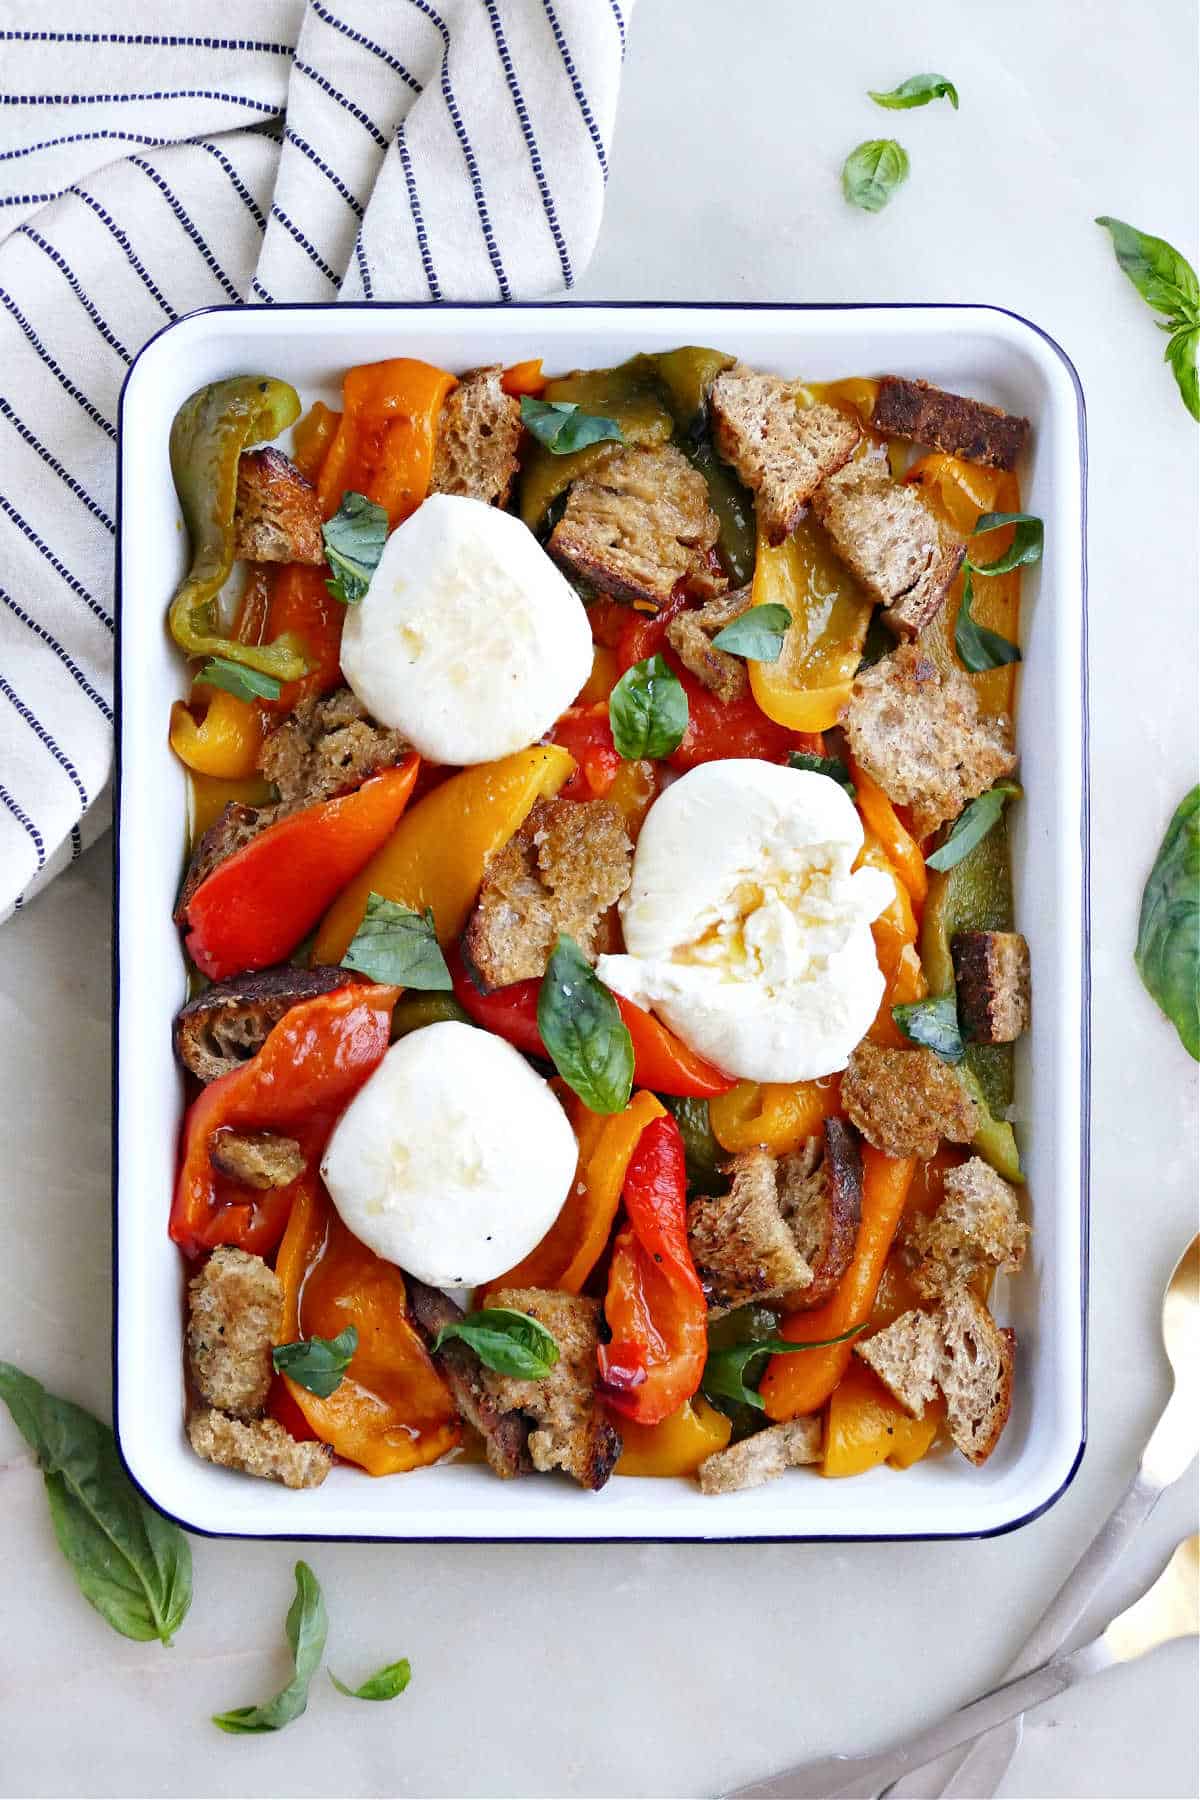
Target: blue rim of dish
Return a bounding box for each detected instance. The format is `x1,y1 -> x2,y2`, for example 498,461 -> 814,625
111,300 -> 1090,1544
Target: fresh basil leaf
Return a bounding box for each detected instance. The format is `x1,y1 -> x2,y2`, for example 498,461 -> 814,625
1165,322 -> 1200,422
433,1308 -> 561,1379
342,894 -> 452,991
272,1327 -> 358,1400
214,1562 -> 327,1734
197,657 -> 282,703
0,1363 -> 192,1645
609,654 -> 688,760
330,1659 -> 412,1702
537,934 -> 634,1115
520,396 -> 625,455
788,750 -> 856,798
1135,786 -> 1199,1060
893,993 -> 965,1062
323,490 -> 388,605
702,1327 -> 865,1411
955,571 -> 1022,673
842,139 -> 910,213
710,602 -> 792,662
926,782 -> 1021,873
1096,218 -> 1200,419
966,512 -> 1044,576
868,73 -> 958,110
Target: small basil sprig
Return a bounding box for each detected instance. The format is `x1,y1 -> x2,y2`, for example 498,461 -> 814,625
520,396 -> 625,455
788,750 -> 856,798
967,511 -> 1044,577
926,782 -> 1021,873
1096,217 -> 1199,421
342,894 -> 452,990
710,602 -> 791,662
198,656 -> 282,703
955,572 -> 1022,673
538,935 -> 634,1115
323,490 -> 388,605
842,139 -> 910,213
433,1307 -> 561,1379
331,1659 -> 412,1702
0,1363 -> 192,1646
272,1327 -> 359,1399
893,993 -> 965,1062
1135,786 -> 1199,1060
609,654 -> 689,760
703,1326 -> 865,1411
869,73 -> 958,110
214,1562 -> 327,1734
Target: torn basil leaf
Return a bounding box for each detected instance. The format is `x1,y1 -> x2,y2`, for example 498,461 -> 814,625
272,1327 -> 359,1399
1096,217 -> 1200,421
702,1327 -> 865,1411
330,1659 -> 412,1702
342,894 -> 452,990
842,139 -> 910,213
520,396 -> 625,455
538,934 -> 634,1115
955,571 -> 1022,673
788,751 -> 856,798
711,603 -> 792,662
213,1562 -> 327,1734
323,490 -> 388,605
966,512 -> 1044,576
926,782 -> 1021,873
197,657 -> 282,703
1135,786 -> 1199,1060
609,653 -> 689,760
433,1308 -> 560,1380
869,73 -> 958,110
893,993 -> 965,1062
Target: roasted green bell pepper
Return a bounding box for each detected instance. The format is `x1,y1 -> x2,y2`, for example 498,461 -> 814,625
389,992 -> 471,1040
664,1095 -> 726,1195
519,359 -> 674,527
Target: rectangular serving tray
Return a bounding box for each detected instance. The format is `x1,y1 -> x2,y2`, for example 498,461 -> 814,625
115,302 -> 1088,1540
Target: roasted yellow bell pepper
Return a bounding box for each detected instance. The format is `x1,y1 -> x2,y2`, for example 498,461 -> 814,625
188,771 -> 274,843
576,643 -> 621,704
169,685 -> 264,780
615,1393 -> 732,1476
709,1078 -> 840,1156
747,519 -> 874,731
823,1360 -> 942,1477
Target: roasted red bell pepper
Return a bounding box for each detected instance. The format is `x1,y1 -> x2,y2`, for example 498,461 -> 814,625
550,702 -> 621,800
184,758 -> 419,980
599,1114 -> 707,1424
261,562 -> 346,715
169,984 -> 398,1258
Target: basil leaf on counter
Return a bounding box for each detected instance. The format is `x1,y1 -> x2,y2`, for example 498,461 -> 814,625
788,750 -> 856,798
869,73 -> 958,110
842,139 -> 910,212
433,1308 -> 560,1379
0,1363 -> 192,1645
893,993 -> 965,1062
331,1659 -> 413,1702
702,1327 -> 865,1411
1135,786 -> 1199,1060
538,934 -> 634,1115
710,602 -> 792,662
1096,217 -> 1200,421
609,653 -> 688,760
323,490 -> 388,605
197,657 -> 282,703
955,571 -> 1022,673
966,511 -> 1044,576
926,782 -> 1021,873
214,1562 -> 327,1734
342,894 -> 452,990
272,1327 -> 359,1399
520,396 -> 625,455
1165,322 -> 1200,422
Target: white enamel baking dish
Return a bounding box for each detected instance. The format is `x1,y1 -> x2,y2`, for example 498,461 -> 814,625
115,303 -> 1088,1540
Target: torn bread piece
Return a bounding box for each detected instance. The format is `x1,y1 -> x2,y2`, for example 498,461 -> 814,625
258,687 -> 409,810
208,1128 -> 306,1191
548,443 -> 727,605
430,365 -> 522,506
952,930 -> 1031,1044
710,366 -> 861,544
406,1279 -> 531,1480
855,1287 -> 1015,1465
187,1409 -> 332,1487
666,586 -> 754,703
871,376 -> 1030,472
811,455 -> 965,637
482,1288 -> 622,1491
186,1246 -> 283,1418
904,1157 -> 1028,1302
697,1417 -> 822,1494
233,447 -> 324,564
173,966 -> 353,1084
842,1040 -> 980,1162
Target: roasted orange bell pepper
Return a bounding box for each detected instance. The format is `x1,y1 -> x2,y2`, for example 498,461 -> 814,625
291,400 -> 341,481
316,357 -> 457,528
275,1181 -> 459,1475
748,518 -> 874,732
761,1146 -> 915,1421
184,758 -> 419,979
869,941 -> 928,1048
822,1359 -> 942,1477
851,760 -> 927,907
615,1393 -> 732,1476
169,685 -> 264,780
709,1077 -> 840,1155
169,985 -> 397,1258
574,644 -> 621,705
501,358 -> 546,398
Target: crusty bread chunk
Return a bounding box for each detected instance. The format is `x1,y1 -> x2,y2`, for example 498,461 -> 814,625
710,369 -> 861,545
871,377 -> 1030,472
697,1417 -> 822,1494
855,1288 -> 1015,1464
548,443 -> 727,605
430,365 -> 521,506
186,1247 -> 283,1417
233,447 -> 324,564
482,1288 -> 621,1491
187,1408 -> 332,1487
905,1157 -> 1029,1301
841,644 -> 1017,839
406,1278 -> 530,1480
952,930 -> 1030,1044
779,1119 -> 864,1309
258,686 -> 408,810
208,1128 -> 305,1191
174,966 -> 352,1083
666,586 -> 754,703
463,797 -> 632,990
842,1040 -> 980,1161
811,455 -> 965,636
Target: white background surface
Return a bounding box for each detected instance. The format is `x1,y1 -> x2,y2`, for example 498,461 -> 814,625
1,1 -> 1197,1795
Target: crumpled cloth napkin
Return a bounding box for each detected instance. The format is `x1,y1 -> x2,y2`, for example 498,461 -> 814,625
0,0 -> 632,919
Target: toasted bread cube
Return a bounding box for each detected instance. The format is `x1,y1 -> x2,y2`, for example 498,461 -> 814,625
258,686 -> 408,810
482,1288 -> 621,1491
186,1247 -> 283,1418
406,1278 -> 530,1480
697,1417 -> 822,1494
810,455 -> 965,636
233,447 -> 323,564
855,1288 -> 1015,1465
842,1040 -> 980,1162
779,1118 -> 864,1309
952,930 -> 1030,1044
430,365 -> 522,506
208,1128 -> 305,1191
710,367 -> 862,545
871,377 -> 1030,472
666,586 -> 754,703
187,1408 -> 332,1487
905,1157 -> 1029,1301
548,443 -> 726,605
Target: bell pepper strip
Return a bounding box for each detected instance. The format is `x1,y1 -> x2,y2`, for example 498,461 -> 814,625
869,942 -> 928,1048
169,984 -> 398,1259
614,1393 -> 733,1476
501,358 -> 546,397
573,645 -> 621,707
551,703 -> 621,799
760,1147 -> 916,1421
312,745 -> 576,966
275,1181 -> 460,1475
808,376 -> 881,431
188,771 -> 274,843
316,357 -> 457,528
519,358 -> 675,528
267,1373 -> 322,1443
822,1360 -> 942,1477
169,685 -> 264,779
291,400 -> 341,481
184,758 -> 419,980
167,376 -> 309,680
599,1115 -> 708,1425
747,518 -> 874,732
708,1077 -> 841,1155
448,944 -> 544,1058
851,760 -> 927,907
260,562 -> 347,715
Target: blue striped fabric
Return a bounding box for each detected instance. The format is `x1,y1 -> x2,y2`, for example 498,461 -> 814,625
0,0 -> 633,918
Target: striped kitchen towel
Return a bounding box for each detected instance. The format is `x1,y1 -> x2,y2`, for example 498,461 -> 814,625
0,0 -> 633,919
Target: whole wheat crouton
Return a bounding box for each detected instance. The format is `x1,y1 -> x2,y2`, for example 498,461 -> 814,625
258,686 -> 408,809
842,1040 -> 980,1161
174,966 -> 353,1083
548,443 -> 726,605
208,1128 -> 306,1191
430,365 -> 521,506
905,1157 -> 1029,1301
841,644 -> 1017,839
187,1408 -> 332,1487
952,930 -> 1031,1044
871,377 -> 1030,472
855,1288 -> 1015,1465
710,367 -> 861,544
482,1287 -> 621,1490
778,1118 -> 864,1309
463,797 -> 632,990
697,1417 -> 822,1494
666,586 -> 754,703
810,455 -> 965,636
233,447 -> 324,564
186,1247 -> 283,1417
406,1279 -> 530,1480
